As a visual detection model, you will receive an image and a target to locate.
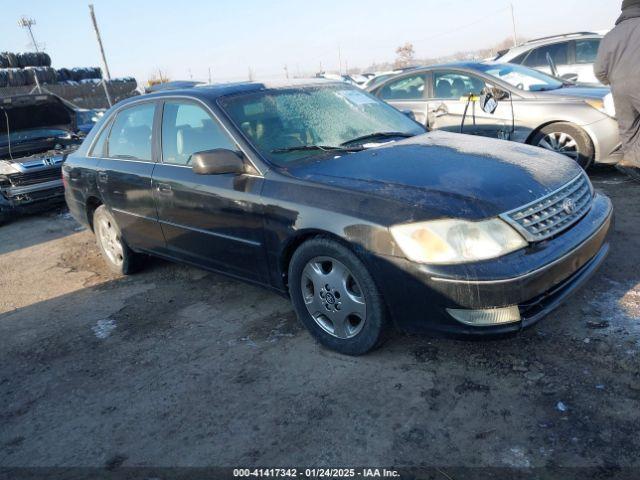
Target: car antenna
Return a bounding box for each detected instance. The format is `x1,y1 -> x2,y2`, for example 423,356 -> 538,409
0,107 -> 14,161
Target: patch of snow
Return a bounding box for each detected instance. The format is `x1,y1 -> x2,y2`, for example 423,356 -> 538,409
587,278 -> 640,335
92,319 -> 116,339
502,446 -> 531,468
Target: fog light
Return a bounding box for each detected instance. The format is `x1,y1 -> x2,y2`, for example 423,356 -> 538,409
447,306 -> 521,326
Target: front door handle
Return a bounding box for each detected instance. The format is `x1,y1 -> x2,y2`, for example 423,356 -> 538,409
97,171 -> 108,183
156,183 -> 172,194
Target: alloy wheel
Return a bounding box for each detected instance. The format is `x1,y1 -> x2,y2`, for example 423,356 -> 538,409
536,132 -> 579,160
96,216 -> 124,266
300,256 -> 366,339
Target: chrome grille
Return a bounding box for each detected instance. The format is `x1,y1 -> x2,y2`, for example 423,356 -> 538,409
501,173 -> 593,242
8,166 -> 62,187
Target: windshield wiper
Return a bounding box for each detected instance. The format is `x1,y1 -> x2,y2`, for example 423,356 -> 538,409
271,145 -> 363,154
340,131 -> 414,146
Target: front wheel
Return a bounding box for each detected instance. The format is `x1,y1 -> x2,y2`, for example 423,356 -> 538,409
530,122 -> 595,170
93,205 -> 141,275
288,237 -> 389,355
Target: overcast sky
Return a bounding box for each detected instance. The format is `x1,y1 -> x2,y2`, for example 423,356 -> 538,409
0,0 -> 621,84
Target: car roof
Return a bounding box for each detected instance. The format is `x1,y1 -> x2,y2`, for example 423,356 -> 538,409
402,61 -> 496,72
497,32 -> 603,59
127,78 -> 343,105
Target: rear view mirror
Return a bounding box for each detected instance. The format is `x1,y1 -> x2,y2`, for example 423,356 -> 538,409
191,149 -> 245,175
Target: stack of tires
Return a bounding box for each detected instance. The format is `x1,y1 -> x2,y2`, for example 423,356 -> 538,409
0,51 -> 55,88
0,51 -> 105,88
56,67 -> 103,85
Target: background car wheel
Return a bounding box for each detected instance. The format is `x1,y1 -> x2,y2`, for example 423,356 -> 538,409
93,205 -> 141,275
288,237 -> 389,355
530,122 -> 594,170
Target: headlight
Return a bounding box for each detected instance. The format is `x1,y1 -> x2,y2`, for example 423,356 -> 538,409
586,93 -> 616,118
0,160 -> 19,175
390,218 -> 528,265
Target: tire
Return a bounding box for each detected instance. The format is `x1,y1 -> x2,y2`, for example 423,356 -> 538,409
530,122 -> 595,170
288,237 -> 389,355
93,205 -> 141,275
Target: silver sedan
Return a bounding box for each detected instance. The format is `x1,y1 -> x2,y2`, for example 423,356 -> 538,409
368,62 -> 621,169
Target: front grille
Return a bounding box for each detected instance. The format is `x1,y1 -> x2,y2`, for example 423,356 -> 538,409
502,173 -> 593,242
8,166 -> 62,187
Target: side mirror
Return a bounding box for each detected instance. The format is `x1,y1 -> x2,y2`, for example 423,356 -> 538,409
401,110 -> 416,121
191,149 -> 245,175
479,90 -> 499,114
561,73 -> 579,84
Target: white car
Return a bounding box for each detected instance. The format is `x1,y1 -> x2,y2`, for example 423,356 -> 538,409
494,32 -> 605,85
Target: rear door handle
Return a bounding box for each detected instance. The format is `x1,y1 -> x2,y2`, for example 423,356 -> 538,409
156,183 -> 172,194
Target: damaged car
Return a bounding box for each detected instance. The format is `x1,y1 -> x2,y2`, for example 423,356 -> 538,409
369,62 -> 621,169
0,94 -> 85,224
63,81 -> 612,355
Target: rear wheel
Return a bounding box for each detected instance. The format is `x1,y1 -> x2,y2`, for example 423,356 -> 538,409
530,122 -> 594,170
288,237 -> 389,355
93,205 -> 141,275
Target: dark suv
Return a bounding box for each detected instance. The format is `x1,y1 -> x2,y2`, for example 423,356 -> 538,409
63,81 -> 612,355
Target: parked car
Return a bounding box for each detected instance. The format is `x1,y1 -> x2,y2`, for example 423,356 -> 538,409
493,32 -> 604,85
368,62 -> 621,169
363,67 -> 419,91
64,81 -> 612,355
0,94 -> 85,224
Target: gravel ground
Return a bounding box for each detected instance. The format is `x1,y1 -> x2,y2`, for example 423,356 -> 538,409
0,168 -> 639,477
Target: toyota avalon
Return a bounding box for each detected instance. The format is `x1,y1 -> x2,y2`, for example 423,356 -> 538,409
63,81 -> 613,355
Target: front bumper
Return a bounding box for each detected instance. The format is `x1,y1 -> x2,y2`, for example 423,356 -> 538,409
586,117 -> 623,165
371,193 -> 613,335
0,179 -> 65,217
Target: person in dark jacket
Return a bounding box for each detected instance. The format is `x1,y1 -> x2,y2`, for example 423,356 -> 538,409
595,0 -> 640,181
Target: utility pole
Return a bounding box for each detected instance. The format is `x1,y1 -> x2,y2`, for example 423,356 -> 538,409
88,4 -> 113,107
208,67 -> 212,84
284,64 -> 289,79
510,3 -> 518,46
338,45 -> 342,75
18,16 -> 40,52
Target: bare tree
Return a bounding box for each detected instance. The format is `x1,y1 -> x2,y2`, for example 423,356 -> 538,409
394,43 -> 415,69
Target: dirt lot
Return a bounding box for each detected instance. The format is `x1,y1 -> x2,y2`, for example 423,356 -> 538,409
1,168 -> 639,476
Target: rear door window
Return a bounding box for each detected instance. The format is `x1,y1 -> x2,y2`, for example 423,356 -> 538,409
378,74 -> 427,100
89,120 -> 112,157
107,103 -> 156,161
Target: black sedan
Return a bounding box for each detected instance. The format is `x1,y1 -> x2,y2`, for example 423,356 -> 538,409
63,80 -> 612,355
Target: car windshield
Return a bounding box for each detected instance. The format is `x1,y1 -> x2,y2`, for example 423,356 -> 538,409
218,85 -> 425,165
476,63 -> 564,92
0,128 -> 70,147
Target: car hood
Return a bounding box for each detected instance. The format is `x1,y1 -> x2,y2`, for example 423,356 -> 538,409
285,131 -> 583,222
0,94 -> 75,146
535,86 -> 610,101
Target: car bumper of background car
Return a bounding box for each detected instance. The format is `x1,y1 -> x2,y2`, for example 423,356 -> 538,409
0,180 -> 65,217
370,193 -> 613,335
586,117 -> 623,164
